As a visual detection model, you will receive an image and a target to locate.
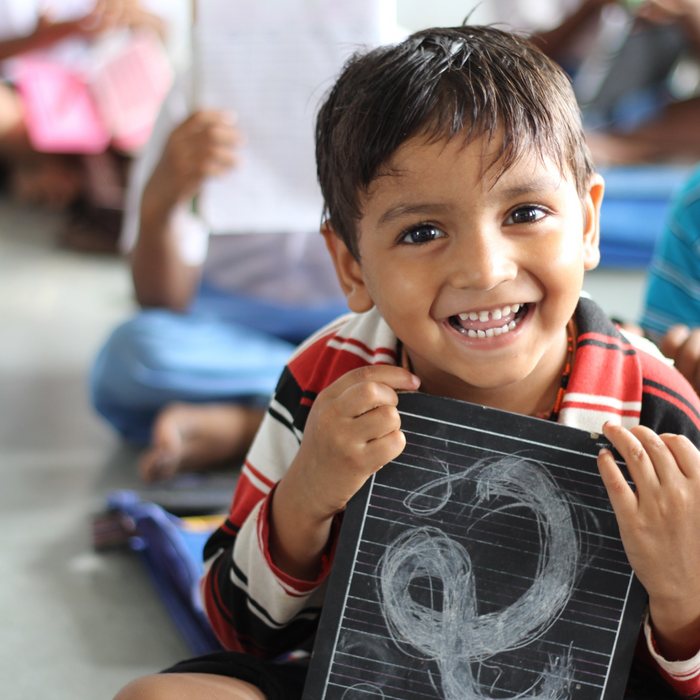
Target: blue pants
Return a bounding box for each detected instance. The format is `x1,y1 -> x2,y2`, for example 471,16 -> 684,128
90,285 -> 348,443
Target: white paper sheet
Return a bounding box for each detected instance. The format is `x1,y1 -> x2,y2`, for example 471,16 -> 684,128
194,0 -> 384,234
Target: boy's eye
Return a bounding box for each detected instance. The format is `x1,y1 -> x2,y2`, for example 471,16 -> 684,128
400,224 -> 446,244
505,206 -> 547,225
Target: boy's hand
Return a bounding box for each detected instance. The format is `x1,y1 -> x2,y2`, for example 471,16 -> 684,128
145,111 -> 242,215
660,325 -> 700,395
291,365 -> 420,518
270,366 -> 420,580
598,423 -> 700,660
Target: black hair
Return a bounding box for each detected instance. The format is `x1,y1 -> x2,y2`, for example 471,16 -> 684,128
316,25 -> 594,260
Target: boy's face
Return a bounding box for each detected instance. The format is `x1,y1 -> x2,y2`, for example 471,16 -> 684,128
325,131 -> 603,413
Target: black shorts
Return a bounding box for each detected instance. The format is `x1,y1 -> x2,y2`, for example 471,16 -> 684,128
162,652 -> 308,700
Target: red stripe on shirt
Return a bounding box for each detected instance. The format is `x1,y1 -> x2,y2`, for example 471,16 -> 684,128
567,341 -> 643,405
229,472 -> 270,529
245,460 -> 275,488
289,334 -> 394,397
331,335 -> 397,360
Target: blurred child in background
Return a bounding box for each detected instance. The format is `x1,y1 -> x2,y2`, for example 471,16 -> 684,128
90,0 -> 395,481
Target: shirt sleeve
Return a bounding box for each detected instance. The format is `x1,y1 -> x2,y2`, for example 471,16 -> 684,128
199,365 -> 340,657
640,611 -> 700,696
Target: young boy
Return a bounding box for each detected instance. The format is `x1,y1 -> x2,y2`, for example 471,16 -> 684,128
115,25 -> 700,700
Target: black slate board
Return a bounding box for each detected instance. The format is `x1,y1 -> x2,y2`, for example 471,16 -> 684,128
302,392 -> 647,700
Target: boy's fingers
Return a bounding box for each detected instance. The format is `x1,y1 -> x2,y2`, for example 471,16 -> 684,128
659,433 -> 700,480
629,425 -> 681,486
603,423 -> 683,489
324,365 -> 420,400
597,447 -> 636,515
362,429 -> 407,471
340,380 -> 401,419
352,404 -> 402,442
602,423 -> 660,489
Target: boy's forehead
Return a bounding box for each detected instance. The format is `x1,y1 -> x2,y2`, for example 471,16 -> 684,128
369,130 -> 570,198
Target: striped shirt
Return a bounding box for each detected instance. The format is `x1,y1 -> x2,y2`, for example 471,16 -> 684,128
202,296 -> 700,696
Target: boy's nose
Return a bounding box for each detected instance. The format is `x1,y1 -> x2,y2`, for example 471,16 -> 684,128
448,230 -> 518,290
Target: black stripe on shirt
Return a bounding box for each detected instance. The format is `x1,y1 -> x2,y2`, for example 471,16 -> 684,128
273,367 -> 302,415
577,338 -> 637,355
643,378 -> 700,424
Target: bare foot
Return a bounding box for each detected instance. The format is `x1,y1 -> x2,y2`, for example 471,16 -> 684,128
138,402 -> 266,482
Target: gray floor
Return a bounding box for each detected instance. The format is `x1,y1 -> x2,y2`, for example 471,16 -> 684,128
0,197 -> 648,698
0,199 -> 189,699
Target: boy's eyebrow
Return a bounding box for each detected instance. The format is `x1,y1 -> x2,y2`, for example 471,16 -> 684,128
377,203 -> 453,226
376,175 -> 563,226
500,176 -> 563,198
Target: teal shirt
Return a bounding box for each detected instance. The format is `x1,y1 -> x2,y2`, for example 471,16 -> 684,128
642,165 -> 700,342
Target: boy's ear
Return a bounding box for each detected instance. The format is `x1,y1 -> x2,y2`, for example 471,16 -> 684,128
321,222 -> 375,313
582,173 -> 604,271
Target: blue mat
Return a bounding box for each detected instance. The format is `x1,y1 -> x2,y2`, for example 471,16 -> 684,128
101,490 -> 225,656
598,165 -> 691,269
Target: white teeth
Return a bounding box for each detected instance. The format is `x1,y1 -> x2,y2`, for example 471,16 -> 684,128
455,302 -> 526,336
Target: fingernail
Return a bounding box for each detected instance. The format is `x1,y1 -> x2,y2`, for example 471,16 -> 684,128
599,448 -> 611,457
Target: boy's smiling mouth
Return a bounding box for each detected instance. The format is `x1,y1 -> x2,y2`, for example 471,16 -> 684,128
449,303 -> 530,338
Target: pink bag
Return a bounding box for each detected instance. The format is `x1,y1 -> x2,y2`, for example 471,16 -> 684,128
91,31 -> 173,153
15,56 -> 110,154
15,31 -> 172,154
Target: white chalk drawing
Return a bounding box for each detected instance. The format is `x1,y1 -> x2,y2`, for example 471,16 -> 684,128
378,457 -> 591,700
341,683 -> 386,699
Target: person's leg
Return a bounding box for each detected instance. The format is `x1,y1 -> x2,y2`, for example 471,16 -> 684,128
193,282 -> 349,345
140,402 -> 266,481
91,309 -> 296,438
90,309 -> 296,479
114,651 -> 308,700
114,673 -> 266,700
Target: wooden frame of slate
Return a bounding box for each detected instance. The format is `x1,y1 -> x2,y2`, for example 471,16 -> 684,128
302,392 -> 647,700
